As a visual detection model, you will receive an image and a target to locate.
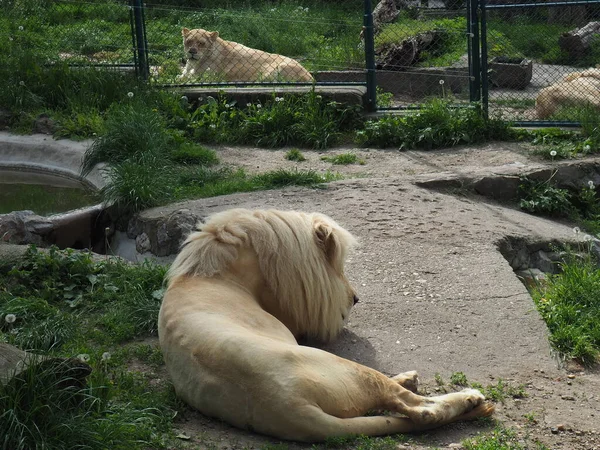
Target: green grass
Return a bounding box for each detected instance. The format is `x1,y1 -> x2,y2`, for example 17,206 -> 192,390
531,253 -> 600,365
0,245 -> 178,449
463,426 -> 549,450
285,148 -> 307,162
321,152 -> 364,165
377,15 -> 467,67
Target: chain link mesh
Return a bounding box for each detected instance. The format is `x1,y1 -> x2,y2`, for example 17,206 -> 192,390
484,1 -> 600,123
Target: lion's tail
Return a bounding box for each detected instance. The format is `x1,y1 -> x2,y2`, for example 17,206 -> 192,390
293,403 -> 495,442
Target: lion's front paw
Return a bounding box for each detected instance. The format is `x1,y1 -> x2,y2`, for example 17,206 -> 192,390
459,388 -> 486,410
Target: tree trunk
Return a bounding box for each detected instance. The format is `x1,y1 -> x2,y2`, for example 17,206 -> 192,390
376,30 -> 446,70
558,21 -> 600,60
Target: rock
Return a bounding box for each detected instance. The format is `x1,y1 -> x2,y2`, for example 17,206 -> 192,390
551,427 -> 559,434
135,232 -> 151,254
529,250 -> 560,274
473,175 -> 521,201
562,395 -> 576,401
557,424 -> 566,431
33,113 -> 56,135
127,209 -> 200,257
0,210 -> 52,246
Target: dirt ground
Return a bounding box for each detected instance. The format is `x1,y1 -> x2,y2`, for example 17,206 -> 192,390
142,141 -> 600,450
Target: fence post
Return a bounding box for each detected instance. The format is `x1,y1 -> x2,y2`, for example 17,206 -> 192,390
480,0 -> 489,118
363,0 -> 377,112
131,0 -> 149,80
467,0 -> 481,104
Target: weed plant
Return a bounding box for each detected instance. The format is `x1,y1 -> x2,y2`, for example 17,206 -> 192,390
285,148 -> 307,162
189,92 -> 362,149
0,246 -> 176,449
463,425 -> 549,450
356,100 -> 510,149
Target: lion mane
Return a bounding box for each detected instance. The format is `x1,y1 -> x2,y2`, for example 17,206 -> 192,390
166,208 -> 356,342
159,208 -> 493,442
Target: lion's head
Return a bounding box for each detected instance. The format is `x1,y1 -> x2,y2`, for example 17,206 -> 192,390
167,208 -> 358,342
182,27 -> 219,62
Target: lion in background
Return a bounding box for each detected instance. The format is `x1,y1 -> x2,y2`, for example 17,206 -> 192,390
179,28 -> 314,82
158,208 -> 494,442
536,67 -> 600,119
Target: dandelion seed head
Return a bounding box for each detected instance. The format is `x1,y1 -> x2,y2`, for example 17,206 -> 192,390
127,92 -> 134,98
18,26 -> 23,31
550,150 -> 557,157
573,226 -> 581,234
102,352 -> 111,361
584,145 -> 591,152
4,314 -> 16,324
439,79 -> 445,85
588,180 -> 595,189
77,353 -> 90,363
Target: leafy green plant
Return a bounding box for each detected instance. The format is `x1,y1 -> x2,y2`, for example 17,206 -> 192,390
355,99 -> 509,150
285,148 -> 307,162
450,371 -> 469,386
518,175 -> 573,216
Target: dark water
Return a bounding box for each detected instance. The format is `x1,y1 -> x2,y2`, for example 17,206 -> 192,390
0,183 -> 100,215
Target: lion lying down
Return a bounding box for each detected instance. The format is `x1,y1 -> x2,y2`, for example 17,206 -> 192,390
179,27 -> 314,82
158,209 -> 494,442
536,67 -> 600,119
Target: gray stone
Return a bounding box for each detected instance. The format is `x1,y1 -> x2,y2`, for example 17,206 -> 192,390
510,247 -> 530,270
32,113 -> 57,135
530,250 -> 559,274
135,232 -> 151,254
473,175 -> 521,201
127,208 -> 200,257
0,211 -> 46,245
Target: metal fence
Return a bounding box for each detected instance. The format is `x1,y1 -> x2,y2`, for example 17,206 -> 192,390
479,0 -> 600,126
1,0 -> 599,123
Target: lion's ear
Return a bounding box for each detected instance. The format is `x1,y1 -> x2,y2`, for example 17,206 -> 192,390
209,31 -> 219,41
314,220 -> 340,264
182,27 -> 190,36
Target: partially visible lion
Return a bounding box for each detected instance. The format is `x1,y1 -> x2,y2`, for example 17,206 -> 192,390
536,67 -> 600,119
158,208 -> 494,442
179,28 -> 314,82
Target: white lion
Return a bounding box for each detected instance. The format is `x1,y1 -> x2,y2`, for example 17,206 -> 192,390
536,67 -> 600,119
158,208 -> 493,442
179,28 -> 314,82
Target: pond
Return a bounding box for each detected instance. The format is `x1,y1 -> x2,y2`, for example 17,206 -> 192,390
0,170 -> 100,216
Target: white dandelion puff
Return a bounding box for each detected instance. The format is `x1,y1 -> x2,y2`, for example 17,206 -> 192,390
588,180 -> 595,189
439,79 -> 445,85
550,150 -> 557,157
127,92 -> 134,98
4,314 -> 16,324
101,352 -> 111,361
573,226 -> 581,234
77,353 -> 90,363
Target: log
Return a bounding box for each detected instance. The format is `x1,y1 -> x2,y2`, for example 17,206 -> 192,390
376,30 -> 446,71
559,21 -> 600,60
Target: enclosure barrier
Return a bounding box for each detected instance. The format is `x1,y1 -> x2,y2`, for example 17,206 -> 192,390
0,0 -> 599,123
